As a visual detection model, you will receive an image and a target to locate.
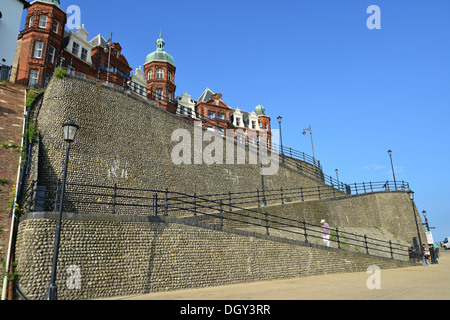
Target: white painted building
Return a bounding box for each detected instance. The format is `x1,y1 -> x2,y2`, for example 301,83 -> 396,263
0,0 -> 29,79
130,66 -> 146,97
176,92 -> 198,119
64,24 -> 94,66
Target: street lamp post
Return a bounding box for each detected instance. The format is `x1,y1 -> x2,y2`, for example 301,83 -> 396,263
407,190 -> 427,267
422,210 -> 430,232
303,125 -> 315,165
46,120 -> 79,300
257,139 -> 267,207
277,116 -> 284,164
387,150 -> 397,190
335,169 -> 340,188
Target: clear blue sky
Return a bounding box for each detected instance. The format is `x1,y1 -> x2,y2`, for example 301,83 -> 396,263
24,0 -> 450,241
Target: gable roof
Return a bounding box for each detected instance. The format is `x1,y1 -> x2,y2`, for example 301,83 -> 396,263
198,88 -> 215,103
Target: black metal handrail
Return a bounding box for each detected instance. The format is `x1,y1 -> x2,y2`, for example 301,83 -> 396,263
22,180 -> 411,260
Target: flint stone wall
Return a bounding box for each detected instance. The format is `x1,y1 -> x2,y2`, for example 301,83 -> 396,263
16,212 -> 414,300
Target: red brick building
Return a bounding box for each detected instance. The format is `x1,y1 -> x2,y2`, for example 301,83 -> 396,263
13,0 -> 67,87
144,34 -> 177,112
12,0 -> 132,88
185,88 -> 272,147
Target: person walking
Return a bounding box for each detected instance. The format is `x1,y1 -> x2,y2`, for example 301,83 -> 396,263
321,219 -> 331,247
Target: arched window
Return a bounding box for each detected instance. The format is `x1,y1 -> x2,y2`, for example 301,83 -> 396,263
147,70 -> 152,80
168,72 -> 172,82
157,69 -> 164,79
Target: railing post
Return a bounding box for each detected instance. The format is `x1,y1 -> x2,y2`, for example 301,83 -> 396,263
194,192 -> 197,216
229,191 -> 232,212
363,182 -> 366,193
257,189 -> 260,208
54,180 -> 60,212
389,240 -> 394,259
355,183 -> 358,194
364,235 -> 369,254
300,187 -> 304,202
164,188 -> 168,216
112,183 -> 117,215
318,186 -> 321,200
336,228 -> 341,249
265,211 -> 269,236
280,188 -> 284,205
303,219 -> 308,243
219,200 -> 223,228
369,181 -> 373,193
153,193 -> 158,216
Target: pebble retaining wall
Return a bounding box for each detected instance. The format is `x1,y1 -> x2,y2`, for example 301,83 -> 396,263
16,212 -> 415,300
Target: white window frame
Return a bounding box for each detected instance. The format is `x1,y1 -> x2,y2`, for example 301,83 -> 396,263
72,42 -> 80,56
48,45 -> 56,63
28,16 -> 34,28
156,69 -> 164,79
39,15 -> 48,28
29,70 -> 39,87
34,41 -> 44,59
81,47 -> 88,61
168,72 -> 172,82
156,89 -> 163,100
147,70 -> 152,80
52,20 -> 59,33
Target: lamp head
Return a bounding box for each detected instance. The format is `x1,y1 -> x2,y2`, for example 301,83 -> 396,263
63,120 -> 79,143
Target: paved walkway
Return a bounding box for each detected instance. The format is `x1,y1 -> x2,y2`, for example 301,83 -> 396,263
107,252 -> 450,300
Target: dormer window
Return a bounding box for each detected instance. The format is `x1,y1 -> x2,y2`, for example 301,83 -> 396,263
72,42 -> 80,56
39,15 -> 48,28
81,48 -> 88,61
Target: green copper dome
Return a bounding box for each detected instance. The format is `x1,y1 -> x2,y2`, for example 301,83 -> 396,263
254,105 -> 267,116
145,34 -> 175,66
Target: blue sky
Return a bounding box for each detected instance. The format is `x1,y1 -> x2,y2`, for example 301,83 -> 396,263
24,0 -> 450,241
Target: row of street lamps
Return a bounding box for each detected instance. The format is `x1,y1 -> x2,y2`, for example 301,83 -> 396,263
276,116 -> 431,266
276,116 -> 316,164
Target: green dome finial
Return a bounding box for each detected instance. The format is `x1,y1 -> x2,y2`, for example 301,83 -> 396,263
145,33 -> 175,66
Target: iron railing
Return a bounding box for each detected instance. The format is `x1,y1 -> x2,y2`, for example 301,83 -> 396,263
22,180 -> 411,261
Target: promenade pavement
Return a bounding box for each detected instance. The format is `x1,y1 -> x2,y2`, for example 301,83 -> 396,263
108,251 -> 450,300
